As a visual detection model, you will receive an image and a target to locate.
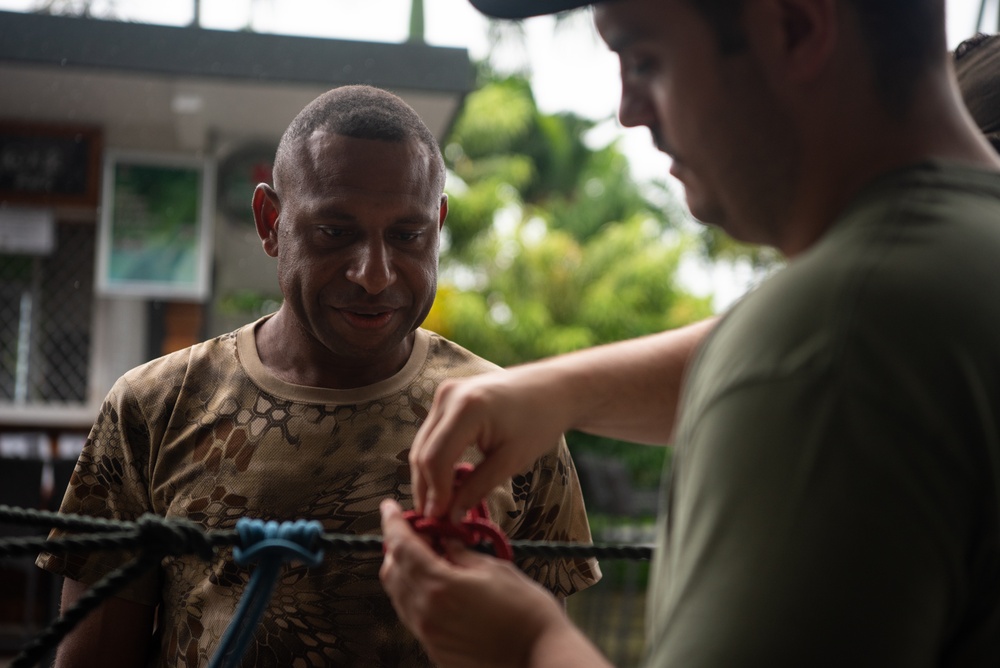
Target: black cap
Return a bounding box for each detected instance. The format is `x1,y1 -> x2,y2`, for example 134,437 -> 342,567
468,0 -> 597,19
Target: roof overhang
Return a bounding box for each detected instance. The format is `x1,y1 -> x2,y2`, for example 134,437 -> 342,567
0,10 -> 473,153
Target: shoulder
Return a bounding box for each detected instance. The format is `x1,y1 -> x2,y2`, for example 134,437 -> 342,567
687,162 -> 1000,422
419,329 -> 502,379
124,327 -> 238,380
114,326 -> 244,414
710,163 -> 1000,377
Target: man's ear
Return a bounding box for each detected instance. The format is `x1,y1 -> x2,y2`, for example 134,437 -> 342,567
438,193 -> 448,230
253,183 -> 281,258
746,0 -> 837,84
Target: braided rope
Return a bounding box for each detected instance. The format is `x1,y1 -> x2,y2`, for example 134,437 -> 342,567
0,504 -> 653,560
1,503 -> 654,667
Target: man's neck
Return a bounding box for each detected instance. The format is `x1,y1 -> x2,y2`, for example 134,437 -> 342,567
254,309 -> 415,390
776,67 -> 1000,258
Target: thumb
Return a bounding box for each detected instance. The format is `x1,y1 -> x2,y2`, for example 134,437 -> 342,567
443,540 -> 505,569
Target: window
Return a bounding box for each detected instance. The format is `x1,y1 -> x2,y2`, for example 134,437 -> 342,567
0,223 -> 95,404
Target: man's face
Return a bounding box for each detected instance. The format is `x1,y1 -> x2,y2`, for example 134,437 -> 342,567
595,0 -> 797,245
271,133 -> 445,376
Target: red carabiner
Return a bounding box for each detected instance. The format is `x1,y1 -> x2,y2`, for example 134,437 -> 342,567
401,463 -> 513,560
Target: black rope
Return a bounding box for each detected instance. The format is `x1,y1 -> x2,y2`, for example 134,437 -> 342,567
509,539 -> 653,561
1,503 -> 653,668
2,505 -> 142,533
0,504 -> 653,561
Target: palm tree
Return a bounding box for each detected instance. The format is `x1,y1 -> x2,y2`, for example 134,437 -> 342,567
408,0 -> 424,43
424,71 -> 715,486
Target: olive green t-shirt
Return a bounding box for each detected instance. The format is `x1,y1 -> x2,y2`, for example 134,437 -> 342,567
647,163 -> 1000,666
39,319 -> 599,667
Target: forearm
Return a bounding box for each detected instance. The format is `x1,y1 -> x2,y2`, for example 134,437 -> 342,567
55,579 -> 155,668
526,616 -> 614,668
528,316 -> 717,445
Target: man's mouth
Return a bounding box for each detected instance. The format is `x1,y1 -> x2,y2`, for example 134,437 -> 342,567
669,159 -> 684,179
338,309 -> 396,329
650,128 -> 675,159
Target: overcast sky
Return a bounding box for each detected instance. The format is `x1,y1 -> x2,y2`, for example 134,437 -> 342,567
0,0 -> 987,183
1,0 -> 995,306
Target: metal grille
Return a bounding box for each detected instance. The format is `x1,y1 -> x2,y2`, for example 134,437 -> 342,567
0,223 -> 94,403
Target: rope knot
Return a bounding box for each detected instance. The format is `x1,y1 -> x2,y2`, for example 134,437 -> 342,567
401,463 -> 513,561
234,518 -> 325,568
210,518 -> 325,668
137,515 -> 214,562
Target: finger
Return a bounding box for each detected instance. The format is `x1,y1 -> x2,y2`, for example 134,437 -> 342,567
380,499 -> 438,605
410,415 -> 458,518
380,500 -> 419,628
409,412 -> 438,515
410,386 -> 457,516
380,498 -> 432,557
379,497 -> 407,540
412,384 -> 482,517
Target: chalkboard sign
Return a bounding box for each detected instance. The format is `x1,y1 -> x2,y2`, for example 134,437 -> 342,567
0,122 -> 102,208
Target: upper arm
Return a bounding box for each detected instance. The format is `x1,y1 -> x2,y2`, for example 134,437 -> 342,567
54,578 -> 156,668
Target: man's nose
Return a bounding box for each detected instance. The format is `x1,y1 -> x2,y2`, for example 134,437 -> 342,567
345,240 -> 396,294
618,81 -> 654,129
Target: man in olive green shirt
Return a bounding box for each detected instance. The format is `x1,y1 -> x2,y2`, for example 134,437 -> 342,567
380,2 -> 1000,667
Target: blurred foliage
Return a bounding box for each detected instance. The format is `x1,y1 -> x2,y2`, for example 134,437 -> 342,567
428,69 -> 732,488
697,225 -> 784,270
218,290 -> 283,318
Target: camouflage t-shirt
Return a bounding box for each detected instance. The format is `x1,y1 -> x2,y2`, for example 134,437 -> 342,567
38,316 -> 600,667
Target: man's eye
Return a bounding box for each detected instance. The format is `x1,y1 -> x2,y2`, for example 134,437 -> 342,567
630,59 -> 652,76
393,231 -> 421,242
320,227 -> 350,238
623,54 -> 654,77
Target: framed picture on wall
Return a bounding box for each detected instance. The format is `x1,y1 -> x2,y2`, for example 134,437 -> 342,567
96,151 -> 215,300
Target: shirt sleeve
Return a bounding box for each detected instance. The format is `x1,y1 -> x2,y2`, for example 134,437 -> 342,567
35,377 -> 162,606
505,437 -> 603,598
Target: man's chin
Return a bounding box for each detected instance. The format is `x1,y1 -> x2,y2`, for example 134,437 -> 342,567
684,197 -> 727,229
326,325 -> 413,359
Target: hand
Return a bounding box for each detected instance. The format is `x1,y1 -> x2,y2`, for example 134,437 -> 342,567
379,499 -> 573,668
410,366 -> 573,520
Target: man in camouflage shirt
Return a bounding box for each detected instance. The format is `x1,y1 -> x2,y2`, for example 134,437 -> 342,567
38,85 -> 599,667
